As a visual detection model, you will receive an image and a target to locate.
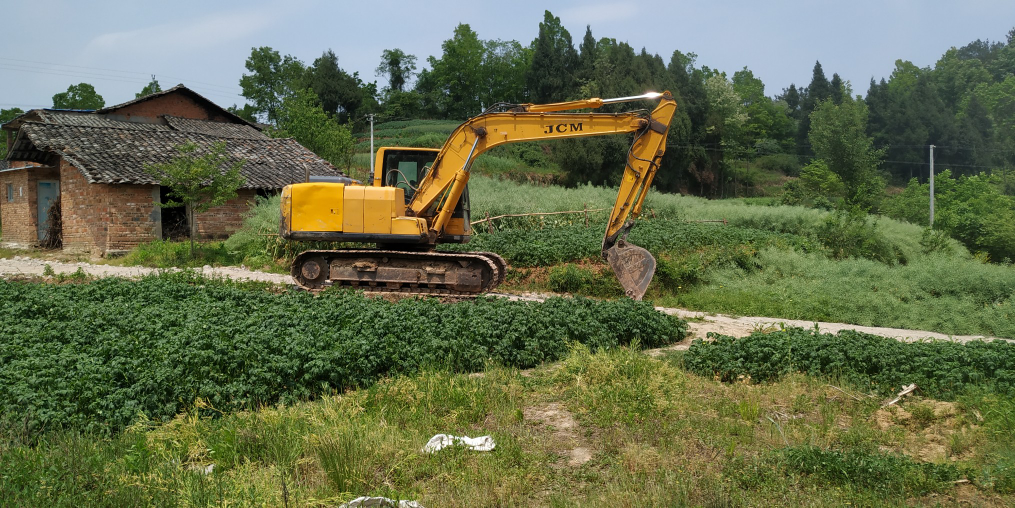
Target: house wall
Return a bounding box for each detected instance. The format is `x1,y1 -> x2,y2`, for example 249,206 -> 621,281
194,189 -> 258,239
0,163 -> 60,248
0,167 -> 32,247
5,159 -> 258,255
60,159 -> 160,255
61,159 -> 108,254
111,94 -> 232,123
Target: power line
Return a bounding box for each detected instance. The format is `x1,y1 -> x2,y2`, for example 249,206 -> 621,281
0,57 -> 243,95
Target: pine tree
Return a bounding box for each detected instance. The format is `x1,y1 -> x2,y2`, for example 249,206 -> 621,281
525,10 -> 578,102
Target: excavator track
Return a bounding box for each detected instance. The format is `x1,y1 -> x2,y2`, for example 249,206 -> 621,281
291,249 -> 505,296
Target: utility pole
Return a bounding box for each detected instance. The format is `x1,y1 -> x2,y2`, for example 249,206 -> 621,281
368,114 -> 376,184
929,144 -> 935,228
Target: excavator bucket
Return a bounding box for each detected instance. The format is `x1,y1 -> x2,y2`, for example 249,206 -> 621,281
604,240 -> 656,301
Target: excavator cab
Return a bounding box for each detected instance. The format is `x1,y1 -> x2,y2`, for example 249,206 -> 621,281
374,147 -> 472,243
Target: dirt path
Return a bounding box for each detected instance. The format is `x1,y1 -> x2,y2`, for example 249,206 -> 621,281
1,257 -> 1007,345
0,256 -> 292,285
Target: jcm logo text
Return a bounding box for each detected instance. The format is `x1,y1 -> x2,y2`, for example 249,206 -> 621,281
544,123 -> 583,134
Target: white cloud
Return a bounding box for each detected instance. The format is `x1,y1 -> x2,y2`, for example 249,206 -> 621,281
82,7 -> 274,58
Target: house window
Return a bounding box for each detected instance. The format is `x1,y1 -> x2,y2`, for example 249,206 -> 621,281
5,183 -> 12,202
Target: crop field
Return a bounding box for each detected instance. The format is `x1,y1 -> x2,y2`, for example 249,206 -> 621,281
0,273 -> 683,434
3,311 -> 1014,506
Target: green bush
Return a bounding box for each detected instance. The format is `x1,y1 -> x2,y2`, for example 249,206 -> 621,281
816,210 -> 905,265
756,154 -> 802,177
683,327 -> 1015,399
548,264 -> 622,297
0,274 -> 686,433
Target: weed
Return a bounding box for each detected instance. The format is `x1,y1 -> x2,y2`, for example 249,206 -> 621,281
908,403 -> 937,428
547,263 -> 622,297
780,446 -> 962,496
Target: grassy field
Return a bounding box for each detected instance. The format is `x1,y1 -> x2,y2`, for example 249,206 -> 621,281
4,337 -> 1013,506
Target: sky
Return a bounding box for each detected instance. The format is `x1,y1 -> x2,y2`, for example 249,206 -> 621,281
3,0 -> 1015,112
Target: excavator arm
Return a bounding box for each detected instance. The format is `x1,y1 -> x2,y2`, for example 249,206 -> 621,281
409,91 -> 677,298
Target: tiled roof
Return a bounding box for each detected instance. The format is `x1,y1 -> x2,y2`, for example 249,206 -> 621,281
163,116 -> 265,140
37,110 -> 172,131
29,111 -> 267,140
17,122 -> 343,189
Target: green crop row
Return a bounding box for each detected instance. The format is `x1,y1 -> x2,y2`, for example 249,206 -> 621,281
0,274 -> 686,434
440,219 -> 810,268
683,328 -> 1015,400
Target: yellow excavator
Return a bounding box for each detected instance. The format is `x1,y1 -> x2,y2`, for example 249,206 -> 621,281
280,91 -> 677,300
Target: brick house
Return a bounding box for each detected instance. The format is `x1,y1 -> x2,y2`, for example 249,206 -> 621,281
1,85 -> 344,255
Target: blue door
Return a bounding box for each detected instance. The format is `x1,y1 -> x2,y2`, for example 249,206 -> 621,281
37,181 -> 60,242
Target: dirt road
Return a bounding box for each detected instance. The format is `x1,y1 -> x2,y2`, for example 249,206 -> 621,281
1,256 -> 1005,344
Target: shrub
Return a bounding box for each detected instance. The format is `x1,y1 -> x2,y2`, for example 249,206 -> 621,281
683,327 -> 1015,400
548,264 -> 622,297
816,210 -> 905,265
756,154 -> 801,177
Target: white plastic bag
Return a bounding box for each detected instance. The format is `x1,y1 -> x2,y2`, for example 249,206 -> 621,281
421,434 -> 495,453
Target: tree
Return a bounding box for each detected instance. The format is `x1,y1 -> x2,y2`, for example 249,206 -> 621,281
809,95 -> 886,211
144,142 -> 246,256
481,39 -> 531,106
796,61 -> 832,151
271,88 -> 354,170
780,84 -> 801,119
830,73 -> 844,104
702,73 -> 748,197
0,107 -> 24,159
239,47 -> 307,123
733,67 -> 794,151
136,76 -> 162,98
376,49 -> 417,93
421,23 -> 487,118
227,103 -> 259,123
309,50 -> 364,122
576,26 -> 597,86
52,83 -> 105,110
526,10 -> 578,103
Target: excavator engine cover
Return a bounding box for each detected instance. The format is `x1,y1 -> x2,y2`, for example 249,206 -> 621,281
604,241 -> 656,301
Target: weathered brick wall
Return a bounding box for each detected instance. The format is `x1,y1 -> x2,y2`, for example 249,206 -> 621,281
61,160 -> 161,255
106,184 -> 159,252
60,159 -> 107,254
111,94 -> 231,122
194,189 -> 257,239
0,167 -> 32,247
